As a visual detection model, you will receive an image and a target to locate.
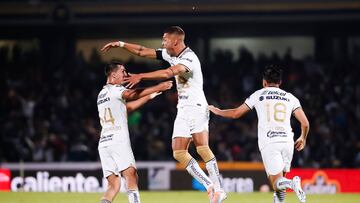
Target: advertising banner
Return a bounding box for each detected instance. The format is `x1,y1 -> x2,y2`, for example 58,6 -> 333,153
171,170 -> 269,192
1,163 -> 359,193
7,169 -> 147,192
0,162 -> 175,192
0,168 -> 11,191
286,169 -> 360,194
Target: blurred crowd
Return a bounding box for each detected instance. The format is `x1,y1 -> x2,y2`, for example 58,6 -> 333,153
1,43 -> 359,168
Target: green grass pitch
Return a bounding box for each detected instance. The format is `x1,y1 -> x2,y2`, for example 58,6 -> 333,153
1,191 -> 359,203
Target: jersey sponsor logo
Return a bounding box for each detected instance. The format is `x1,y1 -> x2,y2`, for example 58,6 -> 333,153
267,90 -> 286,96
99,134 -> 114,143
102,126 -> 121,133
178,95 -> 189,100
259,96 -> 264,101
266,130 -> 287,138
97,97 -> 110,105
265,95 -> 289,102
180,57 -> 193,62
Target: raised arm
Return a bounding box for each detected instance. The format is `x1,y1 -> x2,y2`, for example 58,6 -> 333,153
126,92 -> 161,113
101,41 -> 157,59
122,81 -> 172,101
208,103 -> 251,119
293,108 -> 310,151
124,64 -> 187,88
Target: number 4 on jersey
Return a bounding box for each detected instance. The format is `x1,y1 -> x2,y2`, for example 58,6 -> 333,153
100,108 -> 115,126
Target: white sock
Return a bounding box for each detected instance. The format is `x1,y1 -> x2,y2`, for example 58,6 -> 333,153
273,191 -> 286,203
127,190 -> 141,203
276,177 -> 293,190
186,158 -> 213,190
205,158 -> 222,191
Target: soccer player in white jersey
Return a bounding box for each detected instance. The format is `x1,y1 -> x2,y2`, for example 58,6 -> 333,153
101,26 -> 226,203
97,61 -> 172,203
209,65 -> 309,203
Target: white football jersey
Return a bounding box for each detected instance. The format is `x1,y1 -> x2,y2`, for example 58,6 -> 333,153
245,87 -> 301,150
97,84 -> 130,148
159,47 -> 208,108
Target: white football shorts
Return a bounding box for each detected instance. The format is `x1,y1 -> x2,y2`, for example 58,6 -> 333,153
260,141 -> 294,176
172,105 -> 209,138
98,144 -> 136,178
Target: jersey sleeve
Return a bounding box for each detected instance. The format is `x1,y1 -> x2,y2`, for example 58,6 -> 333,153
244,92 -> 257,110
292,96 -> 302,113
113,85 -> 127,101
177,52 -> 195,72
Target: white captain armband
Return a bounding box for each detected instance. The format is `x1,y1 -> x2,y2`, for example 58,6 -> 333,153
119,41 -> 125,47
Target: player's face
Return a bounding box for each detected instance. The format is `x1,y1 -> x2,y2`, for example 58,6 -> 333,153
112,65 -> 126,84
162,33 -> 177,56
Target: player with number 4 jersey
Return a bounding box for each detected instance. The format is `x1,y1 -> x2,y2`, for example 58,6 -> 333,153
209,65 -> 309,203
97,61 -> 172,203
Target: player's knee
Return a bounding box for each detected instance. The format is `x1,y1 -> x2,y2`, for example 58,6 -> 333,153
125,167 -> 137,177
196,146 -> 215,162
123,168 -> 138,185
173,150 -> 192,166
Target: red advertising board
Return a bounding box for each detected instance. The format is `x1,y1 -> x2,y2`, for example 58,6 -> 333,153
286,169 -> 360,193
0,168 -> 11,191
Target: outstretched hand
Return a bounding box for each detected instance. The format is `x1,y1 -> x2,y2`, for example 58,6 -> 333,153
295,136 -> 306,151
101,41 -> 120,52
124,73 -> 142,88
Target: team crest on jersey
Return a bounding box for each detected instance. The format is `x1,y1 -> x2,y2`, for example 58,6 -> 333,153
98,92 -> 107,99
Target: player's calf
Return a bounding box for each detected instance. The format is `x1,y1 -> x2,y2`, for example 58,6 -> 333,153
197,146 -> 224,193
174,150 -> 214,190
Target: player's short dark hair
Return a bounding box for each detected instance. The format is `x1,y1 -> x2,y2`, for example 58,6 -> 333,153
164,26 -> 185,36
263,65 -> 283,84
104,61 -> 123,77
